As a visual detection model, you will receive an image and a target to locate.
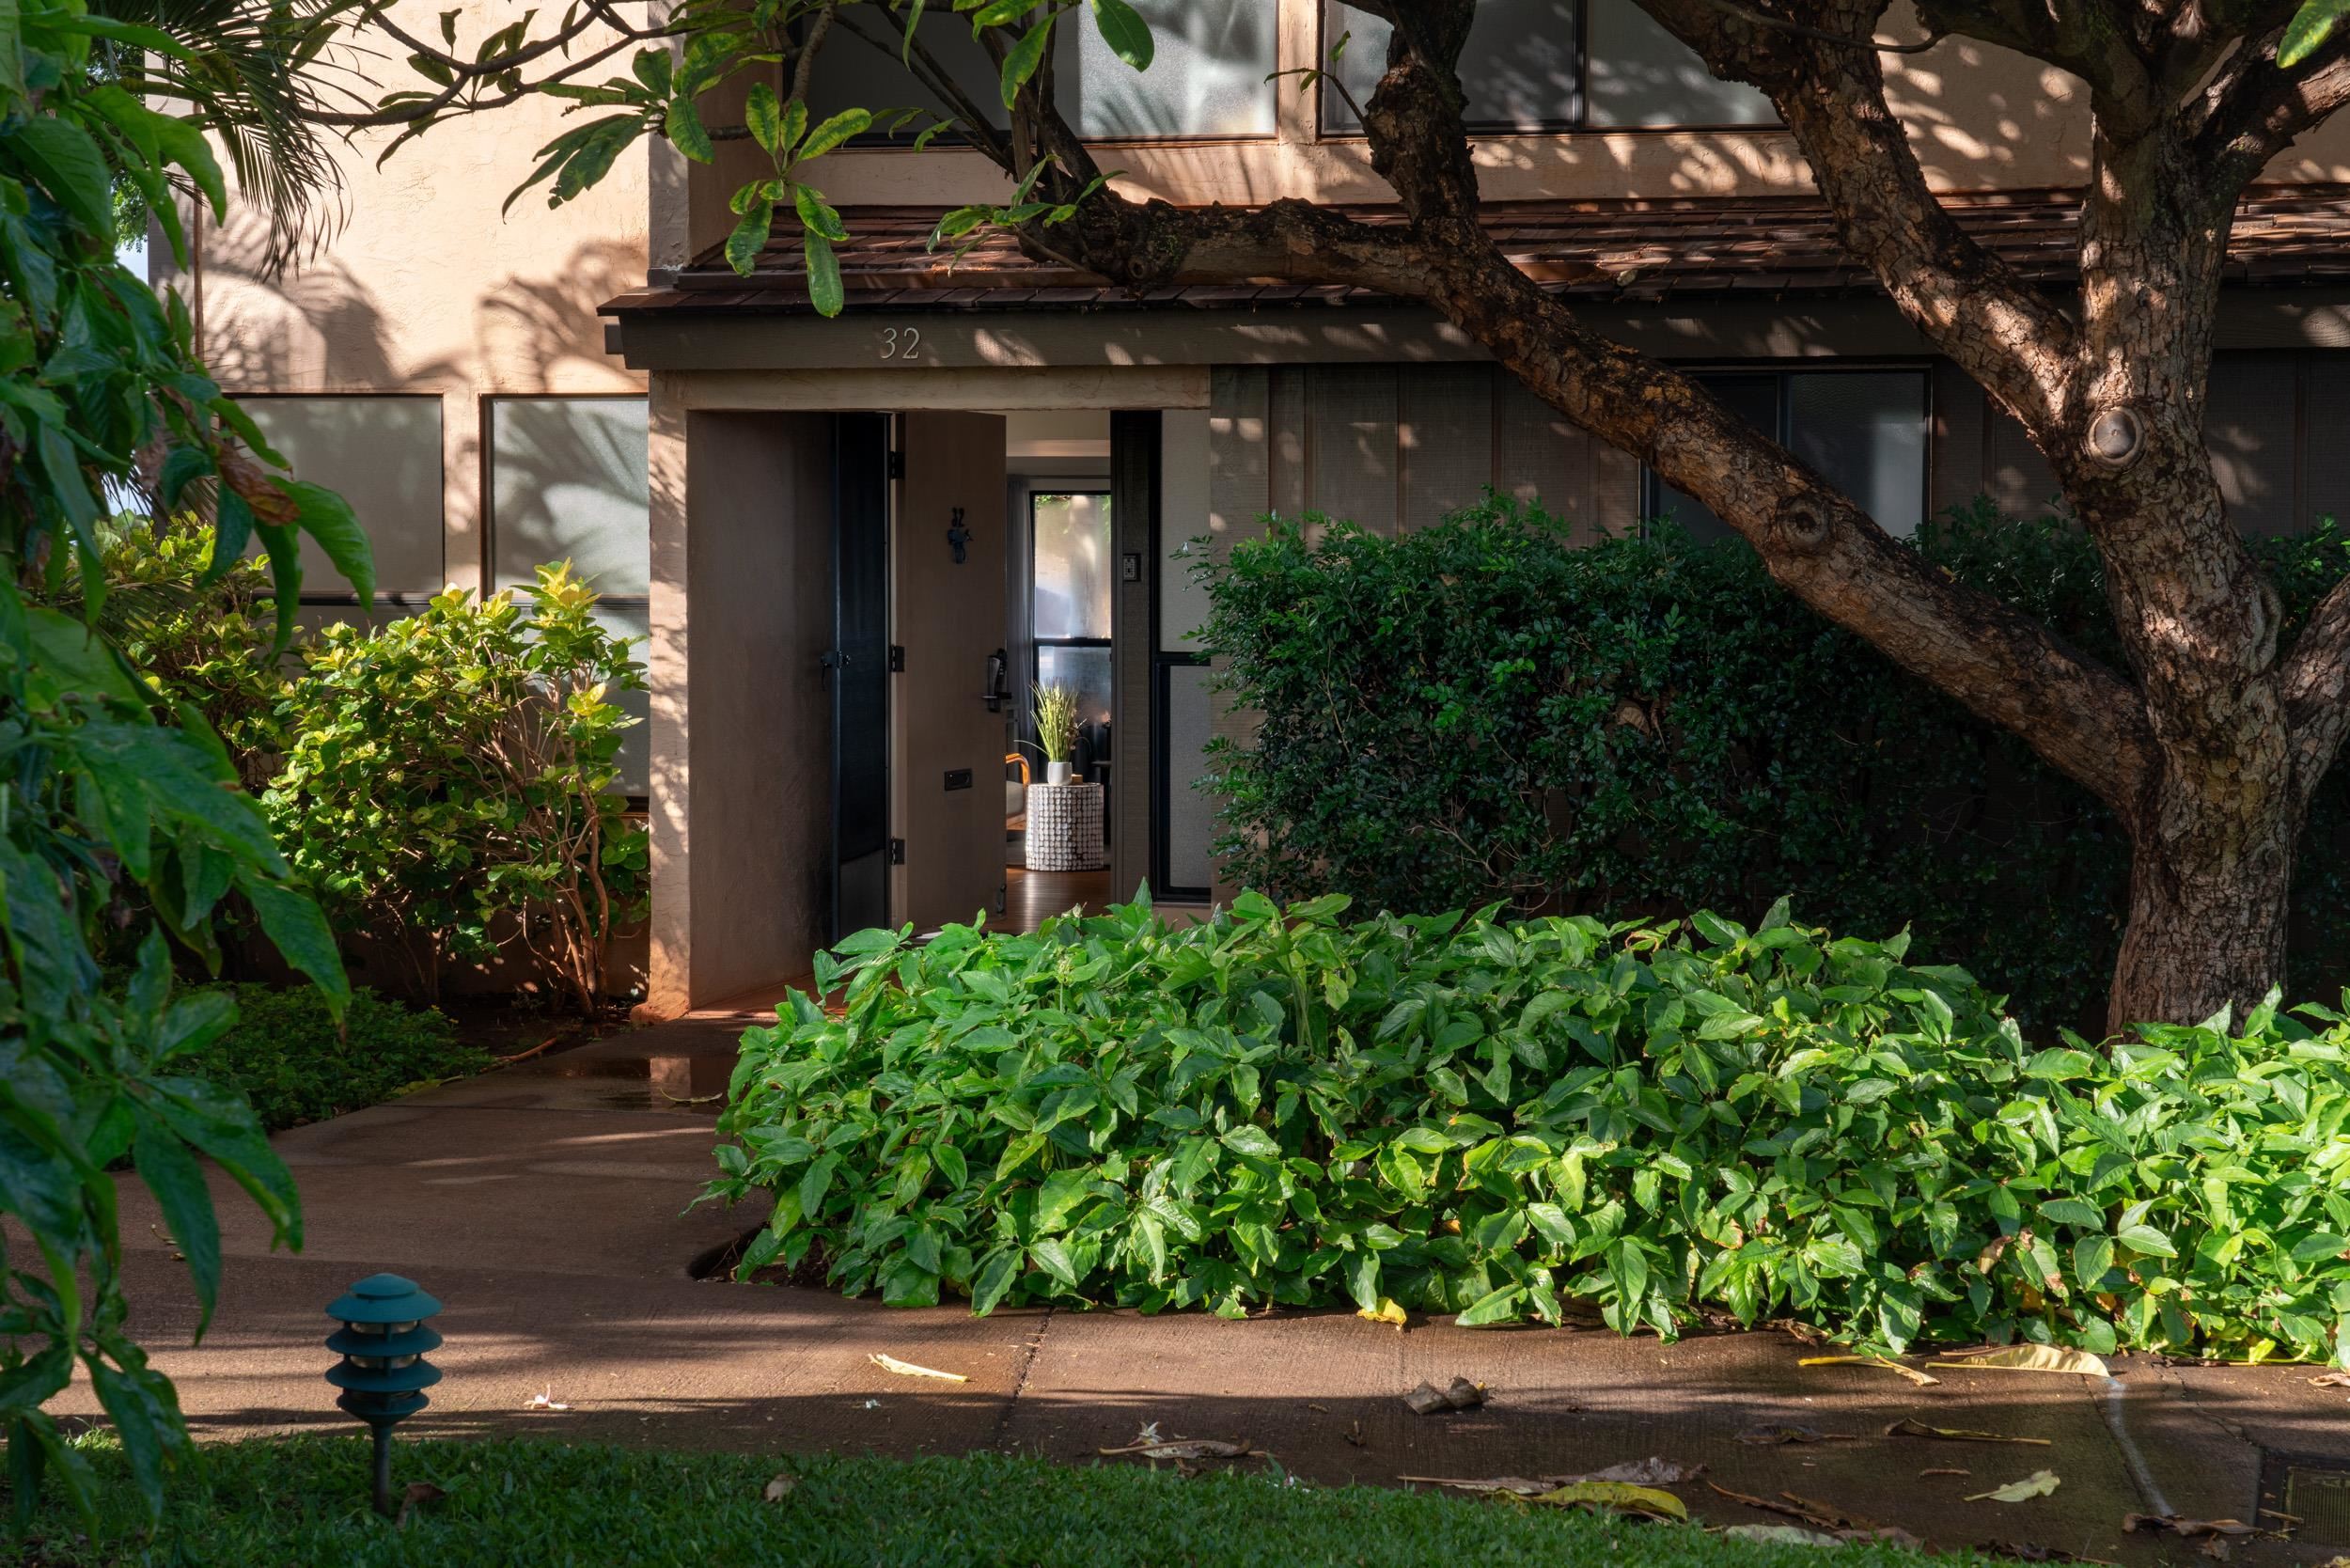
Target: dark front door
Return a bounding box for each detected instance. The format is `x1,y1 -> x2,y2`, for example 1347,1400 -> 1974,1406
830,413 -> 891,939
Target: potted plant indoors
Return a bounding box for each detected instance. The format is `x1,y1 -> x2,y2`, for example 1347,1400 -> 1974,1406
1034,682 -> 1077,785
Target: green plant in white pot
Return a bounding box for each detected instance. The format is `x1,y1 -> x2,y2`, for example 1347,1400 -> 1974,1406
1033,683 -> 1078,785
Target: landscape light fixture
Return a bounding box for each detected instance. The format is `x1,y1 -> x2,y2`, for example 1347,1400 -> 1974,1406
324,1272 -> 444,1516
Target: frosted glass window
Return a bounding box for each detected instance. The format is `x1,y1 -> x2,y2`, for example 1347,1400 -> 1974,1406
1038,643 -> 1113,730
241,396 -> 443,595
1032,492 -> 1112,640
489,398 -> 650,597
807,9 -> 1005,133
1585,0 -> 1773,127
1159,409 -> 1213,651
1326,0 -> 1581,132
489,397 -> 650,796
595,601 -> 650,796
1063,0 -> 1277,137
1787,372 -> 1926,540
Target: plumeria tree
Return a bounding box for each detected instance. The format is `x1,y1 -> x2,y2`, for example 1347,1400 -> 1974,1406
339,0 -> 2350,1033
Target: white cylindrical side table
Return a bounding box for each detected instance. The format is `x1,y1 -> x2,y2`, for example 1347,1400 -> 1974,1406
1024,781 -> 1106,871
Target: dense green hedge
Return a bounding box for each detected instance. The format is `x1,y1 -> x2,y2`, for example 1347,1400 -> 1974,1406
705,897 -> 2350,1362
1198,501 -> 2350,1028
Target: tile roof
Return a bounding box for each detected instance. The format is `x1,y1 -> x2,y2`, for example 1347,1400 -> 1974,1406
603,185 -> 2350,317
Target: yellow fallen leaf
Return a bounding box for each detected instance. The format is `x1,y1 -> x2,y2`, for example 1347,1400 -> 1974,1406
868,1354 -> 967,1382
1885,1418 -> 2051,1446
1529,1482 -> 1688,1521
1800,1355 -> 1941,1388
1927,1344 -> 2108,1377
1966,1469 -> 2060,1503
1358,1298 -> 1408,1328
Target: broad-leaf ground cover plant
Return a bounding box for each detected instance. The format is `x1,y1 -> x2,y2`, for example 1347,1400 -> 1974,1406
705,895 -> 2350,1365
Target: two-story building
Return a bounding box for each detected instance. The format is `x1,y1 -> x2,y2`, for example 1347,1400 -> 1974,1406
178,0 -> 2350,1017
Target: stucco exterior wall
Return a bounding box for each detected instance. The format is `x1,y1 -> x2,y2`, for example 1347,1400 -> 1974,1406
161,0 -> 650,594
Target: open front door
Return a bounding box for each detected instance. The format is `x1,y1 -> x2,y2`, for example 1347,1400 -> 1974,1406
890,411 -> 1008,932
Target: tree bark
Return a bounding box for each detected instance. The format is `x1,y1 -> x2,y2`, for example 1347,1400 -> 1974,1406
2109,778 -> 2297,1033
970,0 -> 2350,1029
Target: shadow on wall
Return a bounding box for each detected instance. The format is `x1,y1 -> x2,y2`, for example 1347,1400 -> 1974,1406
191,203 -> 641,394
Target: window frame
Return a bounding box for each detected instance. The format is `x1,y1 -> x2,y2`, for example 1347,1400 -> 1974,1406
480,391 -> 653,806
231,390 -> 448,615
818,5 -> 1284,149
1637,361 -> 1935,538
1027,486 -> 1115,753
1316,0 -> 1778,139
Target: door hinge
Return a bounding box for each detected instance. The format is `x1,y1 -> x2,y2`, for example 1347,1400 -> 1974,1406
887,450 -> 905,479
886,838 -> 905,866
887,645 -> 905,672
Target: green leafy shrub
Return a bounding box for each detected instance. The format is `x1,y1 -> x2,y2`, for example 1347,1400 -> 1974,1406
168,985 -> 491,1132
1198,500 -> 2350,1029
706,895 -> 2350,1364
262,563 -> 650,1013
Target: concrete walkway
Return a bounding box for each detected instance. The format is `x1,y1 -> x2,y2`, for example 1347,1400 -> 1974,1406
87,1005 -> 2350,1564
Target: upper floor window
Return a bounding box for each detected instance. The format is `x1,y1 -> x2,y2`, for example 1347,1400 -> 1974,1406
809,0 -> 1275,143
1323,0 -> 1773,133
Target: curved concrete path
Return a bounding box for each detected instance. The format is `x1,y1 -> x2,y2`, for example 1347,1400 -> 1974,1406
84,1007 -> 2350,1564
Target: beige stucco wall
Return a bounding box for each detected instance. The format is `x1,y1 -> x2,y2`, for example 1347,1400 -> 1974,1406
161,0 -> 650,594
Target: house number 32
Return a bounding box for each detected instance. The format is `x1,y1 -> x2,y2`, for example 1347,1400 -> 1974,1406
881,327 -> 921,360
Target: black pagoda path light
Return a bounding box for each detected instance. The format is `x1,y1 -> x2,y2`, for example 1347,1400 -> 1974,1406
324,1273 -> 444,1515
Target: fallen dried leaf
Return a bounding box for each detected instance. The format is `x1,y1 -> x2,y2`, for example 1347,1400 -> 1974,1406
1400,1458 -> 1695,1496
868,1354 -> 966,1382
1357,1298 -> 1408,1329
1399,1475 -> 1556,1497
1966,1469 -> 2061,1503
1572,1457 -> 1696,1485
1528,1482 -> 1687,1521
1707,1482 -> 1883,1534
1799,1354 -> 1942,1388
1098,1436 -> 1262,1461
1720,1525 -> 1842,1547
1886,1418 -> 2052,1446
762,1473 -> 797,1503
522,1388 -> 571,1411
1402,1376 -> 1487,1415
1927,1344 -> 2108,1377
395,1482 -> 446,1526
1736,1423 -> 1856,1446
2123,1514 -> 2264,1541
1341,1419 -> 1364,1449
2306,1372 -> 2350,1388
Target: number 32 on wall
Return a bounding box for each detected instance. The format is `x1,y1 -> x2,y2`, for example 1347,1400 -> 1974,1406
881,327 -> 921,361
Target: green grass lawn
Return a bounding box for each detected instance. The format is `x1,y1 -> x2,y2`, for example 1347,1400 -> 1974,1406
9,1435 -> 2009,1568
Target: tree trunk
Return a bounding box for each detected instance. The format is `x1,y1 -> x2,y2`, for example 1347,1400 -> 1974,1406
2107,769 -> 2298,1036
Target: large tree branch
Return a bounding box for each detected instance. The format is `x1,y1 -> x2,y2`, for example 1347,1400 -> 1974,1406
1637,1 -> 2080,441
2191,19 -> 2350,201
1000,4 -> 2159,815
